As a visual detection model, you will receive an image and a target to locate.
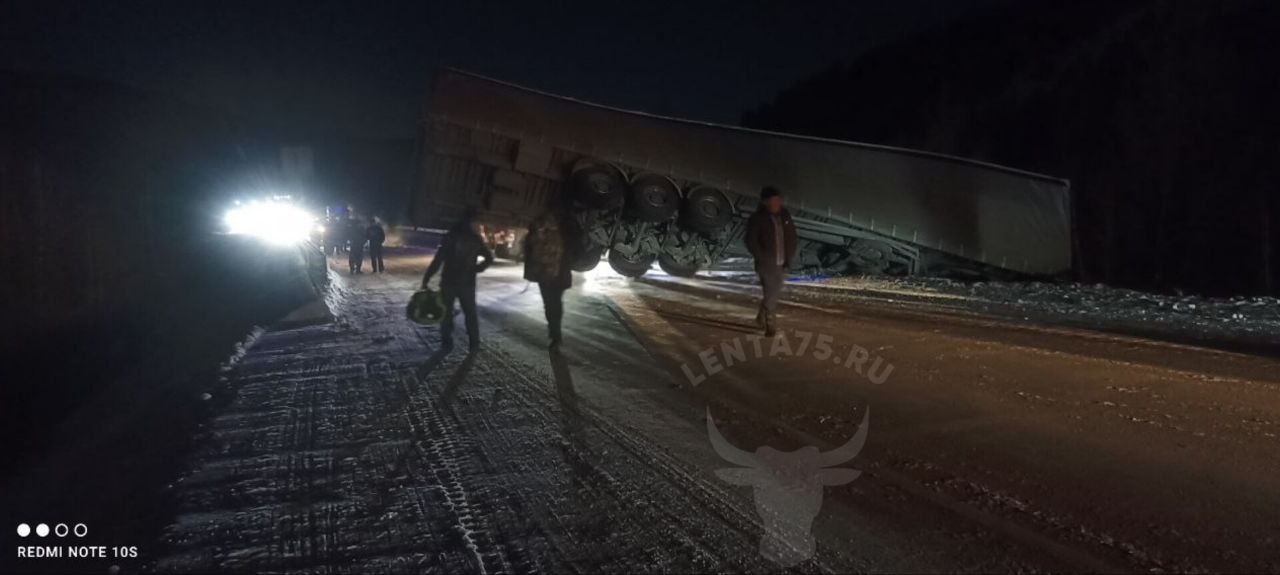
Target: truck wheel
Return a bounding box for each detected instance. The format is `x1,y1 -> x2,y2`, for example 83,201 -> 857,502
570,244 -> 604,272
608,249 -> 655,278
683,186 -> 733,233
571,164 -> 626,209
628,174 -> 679,222
658,253 -> 700,277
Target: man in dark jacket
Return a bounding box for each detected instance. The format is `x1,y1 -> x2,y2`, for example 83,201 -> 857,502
366,218 -> 386,273
523,210 -> 575,348
347,215 -> 366,274
421,212 -> 494,352
744,186 -> 797,337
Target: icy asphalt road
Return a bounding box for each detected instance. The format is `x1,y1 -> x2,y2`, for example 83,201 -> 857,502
154,249 -> 1280,573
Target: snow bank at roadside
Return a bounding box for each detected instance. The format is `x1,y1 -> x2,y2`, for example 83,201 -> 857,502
813,275 -> 1280,347
701,265 -> 1280,349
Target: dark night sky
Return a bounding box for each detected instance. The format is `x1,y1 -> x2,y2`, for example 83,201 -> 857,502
3,0 -> 1004,138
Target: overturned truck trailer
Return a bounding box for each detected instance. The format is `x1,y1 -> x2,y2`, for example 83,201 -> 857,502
409,69 -> 1072,279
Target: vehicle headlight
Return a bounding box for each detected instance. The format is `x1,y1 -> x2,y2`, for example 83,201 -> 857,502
224,199 -> 316,246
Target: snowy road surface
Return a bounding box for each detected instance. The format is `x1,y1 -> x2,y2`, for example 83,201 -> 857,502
154,249 -> 1280,573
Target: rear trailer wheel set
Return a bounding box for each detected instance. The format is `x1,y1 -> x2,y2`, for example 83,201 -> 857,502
479,155 -> 924,280
566,158 -> 927,280
568,161 -> 740,278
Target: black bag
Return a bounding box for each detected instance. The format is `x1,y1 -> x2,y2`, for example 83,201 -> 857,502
406,288 -> 444,324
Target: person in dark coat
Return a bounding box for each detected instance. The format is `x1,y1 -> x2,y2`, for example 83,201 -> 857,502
320,216 -> 334,256
366,218 -> 386,273
421,212 -> 494,352
347,216 -> 366,274
744,186 -> 797,337
523,210 -> 575,348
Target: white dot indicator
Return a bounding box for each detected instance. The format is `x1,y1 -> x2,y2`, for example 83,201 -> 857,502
35,523 -> 50,537
17,523 -> 30,537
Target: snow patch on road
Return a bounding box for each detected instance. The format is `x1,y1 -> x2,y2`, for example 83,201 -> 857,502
219,326 -> 265,372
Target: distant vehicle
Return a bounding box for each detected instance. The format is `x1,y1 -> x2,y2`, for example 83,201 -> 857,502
408,69 -> 1073,279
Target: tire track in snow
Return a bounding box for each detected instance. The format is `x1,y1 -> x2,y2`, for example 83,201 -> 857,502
393,365 -> 512,575
156,263 -> 825,572
402,335 -> 782,573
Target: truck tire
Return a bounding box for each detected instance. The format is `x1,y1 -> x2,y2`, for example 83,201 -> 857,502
658,253 -> 699,277
570,244 -> 604,272
628,174 -> 679,222
571,164 -> 626,209
608,249 -> 654,278
682,186 -> 733,233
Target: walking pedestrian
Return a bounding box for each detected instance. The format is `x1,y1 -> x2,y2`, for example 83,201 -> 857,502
523,210 -> 575,348
366,217 -> 386,273
744,186 -> 797,337
421,211 -> 493,352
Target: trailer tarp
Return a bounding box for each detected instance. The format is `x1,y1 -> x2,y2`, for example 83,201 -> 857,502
426,69 -> 1072,275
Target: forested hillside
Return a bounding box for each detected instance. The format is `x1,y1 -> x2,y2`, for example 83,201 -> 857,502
744,0 -> 1280,296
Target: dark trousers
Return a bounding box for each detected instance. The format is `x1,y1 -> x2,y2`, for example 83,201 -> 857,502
440,284 -> 479,346
349,244 -> 365,272
538,282 -> 566,342
755,263 -> 785,323
368,243 -> 385,272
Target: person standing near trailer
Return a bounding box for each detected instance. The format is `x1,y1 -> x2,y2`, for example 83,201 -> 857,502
366,217 -> 386,273
347,215 -> 366,274
523,210 -> 575,348
744,186 -> 797,337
